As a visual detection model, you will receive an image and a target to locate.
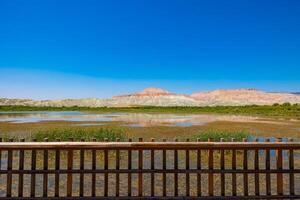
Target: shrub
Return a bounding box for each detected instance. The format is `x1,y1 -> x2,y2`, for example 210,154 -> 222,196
282,102 -> 291,106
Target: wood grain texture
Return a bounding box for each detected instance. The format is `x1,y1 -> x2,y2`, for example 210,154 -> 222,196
0,139 -> 299,199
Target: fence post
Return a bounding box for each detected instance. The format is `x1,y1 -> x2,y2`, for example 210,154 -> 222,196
67,138 -> 74,197
265,138 -> 271,196
186,138 -> 190,196
18,138 -> 25,197
231,138 -> 237,196
151,138 -> 155,197
254,138 -> 260,196
197,138 -> 202,196
220,138 -> 225,196
43,138 -> 49,197
116,138 -> 120,197
128,138 -> 132,197
174,138 -> 178,197
104,138 -> 108,197
289,138 -> 295,195
91,138 -> 96,197
138,138 -> 143,197
0,138 -> 2,171
6,138 -> 13,198
55,138 -> 60,197
243,138 -> 248,196
208,138 -> 214,196
276,138 -> 283,195
163,139 -> 167,196
79,138 -> 85,197
31,138 -> 37,197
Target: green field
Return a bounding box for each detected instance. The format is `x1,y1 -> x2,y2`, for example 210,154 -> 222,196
1,103 -> 300,118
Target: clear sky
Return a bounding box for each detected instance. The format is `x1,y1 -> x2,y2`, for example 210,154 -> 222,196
0,0 -> 300,99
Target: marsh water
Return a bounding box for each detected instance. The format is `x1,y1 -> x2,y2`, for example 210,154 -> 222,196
0,111 -> 300,141
0,111 -> 297,127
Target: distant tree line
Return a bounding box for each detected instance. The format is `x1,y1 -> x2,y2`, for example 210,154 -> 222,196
0,103 -> 299,118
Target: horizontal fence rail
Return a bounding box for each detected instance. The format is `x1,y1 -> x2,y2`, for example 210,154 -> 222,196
0,138 -> 299,199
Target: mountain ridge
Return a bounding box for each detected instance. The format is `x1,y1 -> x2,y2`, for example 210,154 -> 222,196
1,87 -> 300,107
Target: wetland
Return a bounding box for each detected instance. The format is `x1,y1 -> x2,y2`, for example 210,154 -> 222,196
0,107 -> 299,141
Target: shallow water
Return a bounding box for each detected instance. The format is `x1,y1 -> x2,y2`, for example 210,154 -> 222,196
0,111 -> 298,127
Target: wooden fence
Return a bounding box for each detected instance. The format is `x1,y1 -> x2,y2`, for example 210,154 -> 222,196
0,137 -> 299,199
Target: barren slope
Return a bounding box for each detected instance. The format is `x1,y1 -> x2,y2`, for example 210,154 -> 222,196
1,88 -> 300,107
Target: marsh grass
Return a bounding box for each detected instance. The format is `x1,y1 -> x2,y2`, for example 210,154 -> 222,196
33,127 -> 126,141
0,127 -> 127,142
0,128 -> 250,142
191,130 -> 250,142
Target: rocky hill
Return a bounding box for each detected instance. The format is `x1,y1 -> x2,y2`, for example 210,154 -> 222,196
191,89 -> 300,106
1,88 -> 300,107
114,88 -> 173,97
111,88 -> 198,106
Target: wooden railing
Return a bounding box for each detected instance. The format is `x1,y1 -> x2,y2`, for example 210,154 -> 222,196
0,137 -> 299,199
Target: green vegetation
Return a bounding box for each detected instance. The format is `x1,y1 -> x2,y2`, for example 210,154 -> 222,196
0,128 -> 250,142
33,128 -> 126,141
191,130 -> 250,142
1,103 -> 300,118
0,127 -> 126,142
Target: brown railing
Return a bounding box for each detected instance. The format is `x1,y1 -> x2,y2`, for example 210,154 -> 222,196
0,138 -> 299,199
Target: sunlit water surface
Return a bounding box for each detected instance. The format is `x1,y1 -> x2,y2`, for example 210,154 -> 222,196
0,111 -> 297,127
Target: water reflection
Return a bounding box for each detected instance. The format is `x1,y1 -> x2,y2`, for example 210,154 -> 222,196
247,136 -> 291,157
0,111 -> 298,127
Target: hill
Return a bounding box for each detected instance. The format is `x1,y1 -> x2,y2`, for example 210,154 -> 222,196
1,88 -> 300,107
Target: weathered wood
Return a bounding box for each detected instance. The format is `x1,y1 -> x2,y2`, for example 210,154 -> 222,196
242,138 -> 248,196
265,138 -> 271,196
91,138 -> 96,197
174,138 -> 178,197
163,139 -> 167,196
289,138 -> 295,195
151,138 -> 155,197
104,138 -> 108,197
43,138 -> 49,197
276,138 -> 283,195
55,139 -> 60,197
18,138 -> 25,197
0,138 -> 2,171
231,138 -> 237,196
67,138 -> 74,197
138,138 -> 143,197
254,138 -> 260,196
0,138 -> 299,199
128,138 -> 132,197
6,138 -> 13,197
208,138 -> 214,196
1,141 -> 300,150
186,139 -> 190,196
220,138 -> 225,196
79,139 -> 85,197
197,138 -> 202,196
31,139 -> 37,197
116,138 -> 120,197
0,168 -> 298,174
0,195 -> 299,200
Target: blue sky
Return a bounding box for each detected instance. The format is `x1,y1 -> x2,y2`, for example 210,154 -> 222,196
0,0 -> 300,99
